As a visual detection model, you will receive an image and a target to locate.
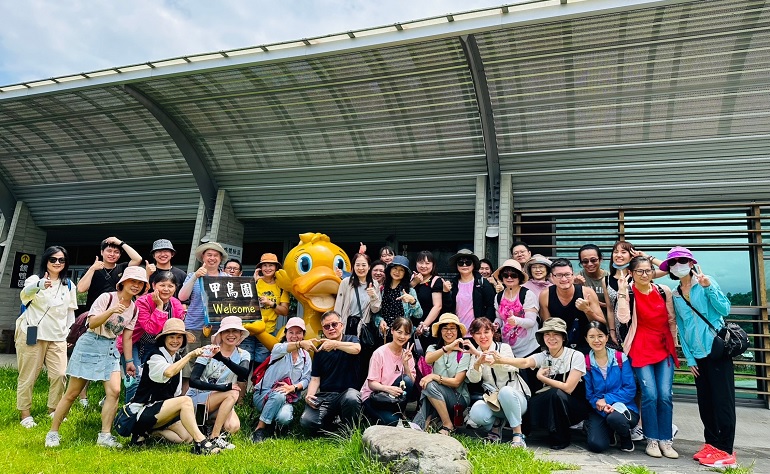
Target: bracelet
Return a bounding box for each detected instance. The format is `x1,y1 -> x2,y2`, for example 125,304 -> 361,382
617,294 -> 626,299
119,241 -> 125,247
442,346 -> 448,353
609,329 -> 616,332
125,359 -> 133,363
439,375 -> 443,384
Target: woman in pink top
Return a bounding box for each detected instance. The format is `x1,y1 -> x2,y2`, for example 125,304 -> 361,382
616,256 -> 679,459
361,317 -> 416,426
119,270 -> 185,402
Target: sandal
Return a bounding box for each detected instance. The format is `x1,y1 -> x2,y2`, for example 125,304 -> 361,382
511,433 -> 527,448
191,439 -> 221,455
485,429 -> 501,443
438,426 -> 455,436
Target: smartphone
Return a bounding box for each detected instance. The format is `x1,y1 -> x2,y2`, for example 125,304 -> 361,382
26,326 -> 38,345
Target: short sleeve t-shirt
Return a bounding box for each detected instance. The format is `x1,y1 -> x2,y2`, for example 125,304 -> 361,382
414,276 -> 443,320
311,335 -> 360,393
360,344 -> 417,401
84,262 -> 129,310
191,348 -> 250,386
426,345 -> 470,403
88,291 -> 138,339
256,279 -> 290,335
531,347 -> 586,376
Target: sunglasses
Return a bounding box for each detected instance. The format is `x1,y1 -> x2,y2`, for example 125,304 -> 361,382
48,257 -> 66,264
580,258 -> 600,265
500,272 -> 519,279
667,257 -> 691,265
322,322 -> 341,331
456,258 -> 474,267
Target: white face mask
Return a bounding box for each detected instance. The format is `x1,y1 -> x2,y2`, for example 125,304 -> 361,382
670,262 -> 691,278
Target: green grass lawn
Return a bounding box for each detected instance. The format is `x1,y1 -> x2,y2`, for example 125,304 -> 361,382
0,367 -> 574,473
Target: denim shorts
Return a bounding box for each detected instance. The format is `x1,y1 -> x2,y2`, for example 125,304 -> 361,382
66,331 -> 120,381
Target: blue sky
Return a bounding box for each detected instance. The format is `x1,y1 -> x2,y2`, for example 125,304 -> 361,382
0,0 -> 505,86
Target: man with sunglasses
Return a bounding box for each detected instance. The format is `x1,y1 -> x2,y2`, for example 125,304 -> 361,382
574,244 -> 609,318
300,311 -> 362,436
539,258 -> 603,354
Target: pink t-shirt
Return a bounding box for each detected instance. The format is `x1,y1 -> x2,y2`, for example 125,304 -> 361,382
88,291 -> 137,339
360,344 -> 417,401
456,281 -> 474,336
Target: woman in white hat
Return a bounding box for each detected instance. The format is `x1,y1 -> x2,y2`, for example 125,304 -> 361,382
493,260 -> 540,358
187,316 -> 251,450
522,254 -> 554,297
412,313 -> 470,435
252,317 -> 314,442
46,266 -> 149,449
126,319 -> 221,455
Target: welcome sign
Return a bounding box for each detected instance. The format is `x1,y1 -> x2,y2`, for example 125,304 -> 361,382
201,276 -> 260,324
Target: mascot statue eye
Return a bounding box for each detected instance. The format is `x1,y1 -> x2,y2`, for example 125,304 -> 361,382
333,255 -> 346,272
297,253 -> 313,275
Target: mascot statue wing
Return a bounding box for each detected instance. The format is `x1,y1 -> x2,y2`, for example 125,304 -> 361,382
246,233 -> 351,346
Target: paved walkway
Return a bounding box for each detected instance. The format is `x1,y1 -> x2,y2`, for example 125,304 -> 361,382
2,354 -> 767,472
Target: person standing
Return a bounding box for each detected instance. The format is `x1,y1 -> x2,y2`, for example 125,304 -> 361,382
223,259 -> 243,277
16,246 -> 78,428
540,259 -> 603,354
77,236 -> 142,311
660,247 -> 737,468
145,239 -> 187,297
444,249 -> 495,335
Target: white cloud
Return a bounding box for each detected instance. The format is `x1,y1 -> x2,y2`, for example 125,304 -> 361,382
0,0 -> 504,85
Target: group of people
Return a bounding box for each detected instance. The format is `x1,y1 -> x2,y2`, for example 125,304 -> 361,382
14,238 -> 739,468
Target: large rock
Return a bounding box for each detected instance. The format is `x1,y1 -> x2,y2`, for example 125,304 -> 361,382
362,425 -> 472,474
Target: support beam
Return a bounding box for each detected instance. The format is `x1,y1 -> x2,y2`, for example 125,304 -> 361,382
0,174 -> 16,225
459,34 -> 501,238
474,176 -> 487,257
122,85 -> 218,225
498,173 -> 514,261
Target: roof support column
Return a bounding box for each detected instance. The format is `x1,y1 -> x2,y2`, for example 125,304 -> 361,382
0,174 -> 16,231
460,34 -> 501,241
474,176 -> 487,258
122,85 -> 218,226
0,201 -> 47,328
498,173 -> 514,261
187,190 -> 244,272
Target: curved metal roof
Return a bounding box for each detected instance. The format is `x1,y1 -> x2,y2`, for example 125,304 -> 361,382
0,0 -> 767,236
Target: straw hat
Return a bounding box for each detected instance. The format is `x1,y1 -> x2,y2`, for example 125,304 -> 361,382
431,313 -> 467,338
194,242 -> 228,262
155,318 -> 196,347
492,259 -> 528,283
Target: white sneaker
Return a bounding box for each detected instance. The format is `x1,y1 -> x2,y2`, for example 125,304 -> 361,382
569,420 -> 584,430
79,398 -> 89,408
96,432 -> 122,448
98,397 -> 105,407
212,434 -> 235,450
630,424 -> 644,441
20,416 -> 36,429
45,431 -> 60,448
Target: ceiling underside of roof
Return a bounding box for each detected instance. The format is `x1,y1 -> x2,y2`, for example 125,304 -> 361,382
0,0 -> 767,229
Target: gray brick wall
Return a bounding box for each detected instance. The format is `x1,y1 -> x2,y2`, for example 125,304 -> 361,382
0,202 -> 47,329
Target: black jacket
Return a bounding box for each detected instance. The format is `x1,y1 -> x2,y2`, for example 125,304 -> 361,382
445,272 -> 496,323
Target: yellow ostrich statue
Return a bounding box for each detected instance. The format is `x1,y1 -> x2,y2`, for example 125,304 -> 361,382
244,233 -> 350,349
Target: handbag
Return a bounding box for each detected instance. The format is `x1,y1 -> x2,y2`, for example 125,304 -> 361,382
677,287 -> 749,359
114,404 -> 139,437
355,287 -> 384,349
370,390 -> 407,406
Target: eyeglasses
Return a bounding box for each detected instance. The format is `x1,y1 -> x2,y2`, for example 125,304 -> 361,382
441,326 -> 457,332
633,269 -> 654,276
48,257 -> 66,264
500,272 -> 519,279
552,273 -> 573,280
322,322 -> 341,331
667,257 -> 691,265
580,258 -> 600,265
224,266 -> 240,272
456,258 -> 474,267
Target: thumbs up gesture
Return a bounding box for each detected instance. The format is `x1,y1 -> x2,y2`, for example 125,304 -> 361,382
366,282 -> 376,298
145,259 -> 156,275
397,289 -> 415,305
42,272 -> 52,289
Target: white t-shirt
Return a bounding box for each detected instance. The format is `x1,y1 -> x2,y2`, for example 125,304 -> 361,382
531,347 -> 586,377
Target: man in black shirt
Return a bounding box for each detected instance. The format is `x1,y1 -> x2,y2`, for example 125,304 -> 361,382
300,311 -> 362,435
146,239 -> 187,297
77,236 -> 142,310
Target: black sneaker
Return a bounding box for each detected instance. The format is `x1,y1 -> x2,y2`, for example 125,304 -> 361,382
251,429 -> 269,443
620,437 -> 635,452
191,439 -> 220,455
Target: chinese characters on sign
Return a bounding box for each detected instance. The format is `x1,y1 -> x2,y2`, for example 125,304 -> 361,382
10,252 -> 36,289
201,276 -> 259,324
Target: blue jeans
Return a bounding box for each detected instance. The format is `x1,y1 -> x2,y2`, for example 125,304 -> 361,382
633,356 -> 674,441
253,389 -> 294,426
240,336 -> 270,366
469,386 -> 527,430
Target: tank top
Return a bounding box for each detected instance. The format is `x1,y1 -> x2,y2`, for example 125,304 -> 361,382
547,285 -> 589,351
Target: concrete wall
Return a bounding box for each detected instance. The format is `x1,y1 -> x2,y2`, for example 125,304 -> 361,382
0,201 -> 47,329
187,190 -> 244,272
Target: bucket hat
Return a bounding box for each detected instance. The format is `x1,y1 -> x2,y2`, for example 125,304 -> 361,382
211,316 -> 249,345
492,259 -> 528,283
257,253 -> 282,269
536,317 -> 568,348
155,318 -> 196,346
285,317 -> 306,332
659,246 -> 698,272
431,313 -> 467,338
194,242 -> 228,262
386,255 -> 411,274
448,249 -> 480,270
151,239 -> 176,254
117,265 -> 149,293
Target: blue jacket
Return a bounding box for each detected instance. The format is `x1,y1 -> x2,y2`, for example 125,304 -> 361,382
672,276 -> 731,367
583,348 -> 638,417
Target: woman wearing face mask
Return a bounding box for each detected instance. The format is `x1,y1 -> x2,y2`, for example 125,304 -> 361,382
410,251 -> 444,348
615,256 -> 679,459
118,271 -> 185,402
444,249 -> 496,336
361,317 -> 416,426
522,255 -> 553,297
657,247 -> 737,468
583,321 -> 638,453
